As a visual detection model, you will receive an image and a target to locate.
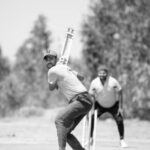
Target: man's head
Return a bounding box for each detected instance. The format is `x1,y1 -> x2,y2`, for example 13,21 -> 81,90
97,65 -> 109,81
43,50 -> 57,69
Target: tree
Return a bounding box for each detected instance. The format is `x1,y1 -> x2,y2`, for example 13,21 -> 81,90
0,46 -> 11,117
14,15 -> 53,108
0,46 -> 10,81
81,0 -> 150,119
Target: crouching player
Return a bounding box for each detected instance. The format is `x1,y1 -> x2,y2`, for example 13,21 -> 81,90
89,65 -> 128,148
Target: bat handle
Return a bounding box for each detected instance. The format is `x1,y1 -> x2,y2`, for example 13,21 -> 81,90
67,28 -> 74,38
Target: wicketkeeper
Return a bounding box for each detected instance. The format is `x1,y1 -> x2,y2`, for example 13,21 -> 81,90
43,50 -> 93,150
89,65 -> 128,148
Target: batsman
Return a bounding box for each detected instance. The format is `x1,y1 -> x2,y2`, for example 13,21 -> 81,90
43,28 -> 93,150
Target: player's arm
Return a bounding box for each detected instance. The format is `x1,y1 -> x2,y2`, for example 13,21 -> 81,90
89,84 -> 97,116
89,81 -> 97,104
49,82 -> 58,91
117,89 -> 124,116
48,68 -> 58,91
118,89 -> 123,109
114,79 -> 123,115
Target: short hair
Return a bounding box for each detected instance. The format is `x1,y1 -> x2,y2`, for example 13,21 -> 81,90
97,65 -> 109,72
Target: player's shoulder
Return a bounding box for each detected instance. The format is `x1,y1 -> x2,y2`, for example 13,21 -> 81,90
48,66 -> 59,74
48,64 -> 68,74
91,77 -> 99,84
109,76 -> 120,84
109,76 -> 117,81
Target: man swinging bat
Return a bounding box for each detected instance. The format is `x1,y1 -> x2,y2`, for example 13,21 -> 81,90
43,28 -> 93,150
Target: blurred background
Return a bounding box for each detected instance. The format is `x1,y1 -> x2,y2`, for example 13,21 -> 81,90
0,0 -> 150,120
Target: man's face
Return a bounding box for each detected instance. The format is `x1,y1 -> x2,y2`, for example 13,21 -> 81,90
44,55 -> 57,69
98,70 -> 108,80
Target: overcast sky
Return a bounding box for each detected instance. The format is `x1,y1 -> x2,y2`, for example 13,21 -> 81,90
0,0 -> 90,61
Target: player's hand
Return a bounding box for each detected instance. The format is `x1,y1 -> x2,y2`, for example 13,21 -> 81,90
58,57 -> 67,65
55,83 -> 59,89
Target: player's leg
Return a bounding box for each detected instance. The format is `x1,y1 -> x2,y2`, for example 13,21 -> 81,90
114,113 -> 124,140
67,114 -> 86,150
110,102 -> 124,139
113,113 -> 128,148
110,102 -> 128,148
55,93 -> 92,150
67,93 -> 93,150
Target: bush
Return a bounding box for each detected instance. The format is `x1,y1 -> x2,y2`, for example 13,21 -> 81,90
15,106 -> 44,117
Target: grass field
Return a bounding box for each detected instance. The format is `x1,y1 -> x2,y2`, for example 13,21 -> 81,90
0,109 -> 150,150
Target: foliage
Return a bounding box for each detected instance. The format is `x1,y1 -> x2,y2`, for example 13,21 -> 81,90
0,46 -> 10,81
14,15 -> 66,110
0,74 -> 24,117
14,15 -> 52,108
0,15 -> 71,117
0,46 -> 11,117
81,0 -> 150,119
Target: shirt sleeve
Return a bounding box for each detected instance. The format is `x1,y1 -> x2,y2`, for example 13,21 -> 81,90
48,68 -> 58,84
113,78 -> 122,91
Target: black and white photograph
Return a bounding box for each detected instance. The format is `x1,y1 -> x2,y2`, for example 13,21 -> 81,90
0,0 -> 150,150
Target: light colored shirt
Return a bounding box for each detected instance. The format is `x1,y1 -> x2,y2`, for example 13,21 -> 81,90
89,76 -> 122,108
48,64 -> 87,101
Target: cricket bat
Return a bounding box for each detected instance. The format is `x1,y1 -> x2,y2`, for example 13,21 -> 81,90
59,27 -> 74,65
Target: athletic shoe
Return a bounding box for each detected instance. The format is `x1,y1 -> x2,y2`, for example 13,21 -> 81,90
120,139 -> 128,148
